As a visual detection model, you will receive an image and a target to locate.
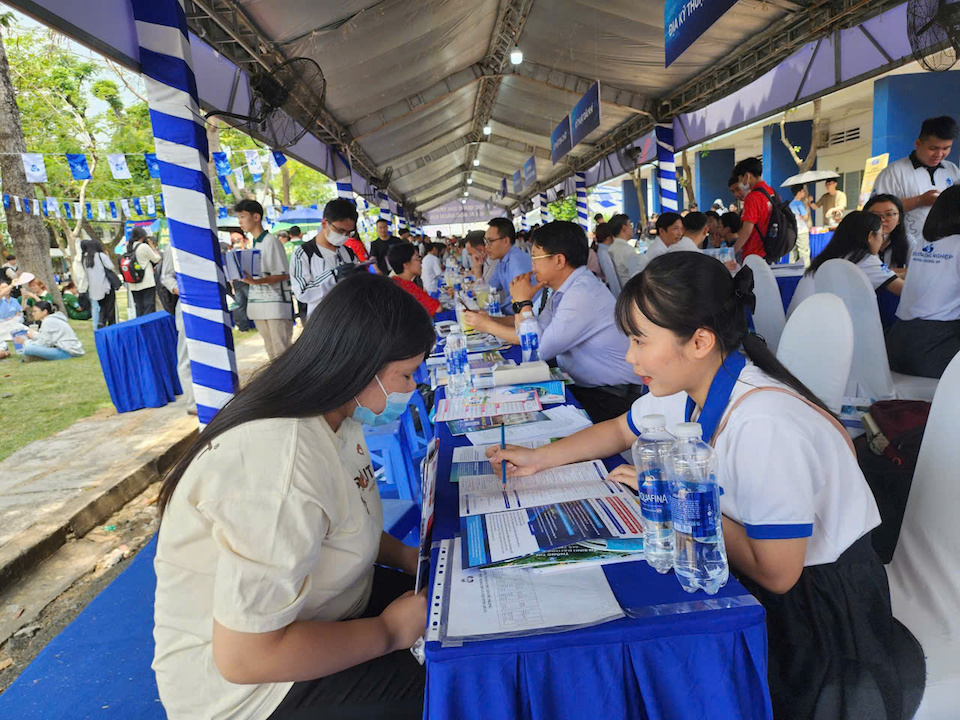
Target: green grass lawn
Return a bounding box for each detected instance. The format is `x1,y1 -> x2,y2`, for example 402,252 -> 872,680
0,294 -> 252,461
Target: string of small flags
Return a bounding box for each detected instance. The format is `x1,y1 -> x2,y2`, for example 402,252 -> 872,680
2,192 -> 164,220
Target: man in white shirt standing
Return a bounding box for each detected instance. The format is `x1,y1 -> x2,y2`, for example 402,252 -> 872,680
873,115 -> 960,255
290,198 -> 360,318
605,214 -> 640,289
673,212 -> 709,254
236,199 -> 293,361
635,212 -> 683,274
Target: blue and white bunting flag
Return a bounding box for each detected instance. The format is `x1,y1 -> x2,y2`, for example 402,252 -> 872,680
244,149 -> 264,175
212,152 -> 232,177
97,201 -> 106,220
13,196 -> 22,213
107,154 -> 132,180
120,198 -> 131,216
66,153 -> 92,180
1,194 -> 8,210
270,151 -> 286,172
85,202 -> 93,220
21,153 -> 47,183
251,173 -> 262,184
233,167 -> 245,190
217,207 -> 227,219
146,195 -> 156,215
133,197 -> 143,216
63,202 -> 72,219
218,175 -> 231,195
73,202 -> 81,218
144,152 -> 160,179
31,199 -> 39,215
109,201 -> 118,219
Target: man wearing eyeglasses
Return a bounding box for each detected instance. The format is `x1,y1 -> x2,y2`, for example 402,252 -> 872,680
464,221 -> 639,422
290,198 -> 364,318
483,217 -> 539,315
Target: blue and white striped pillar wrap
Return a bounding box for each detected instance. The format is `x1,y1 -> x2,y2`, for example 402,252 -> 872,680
379,191 -> 392,224
132,0 -> 238,426
397,204 -> 407,231
575,173 -> 588,232
521,214 -> 529,232
537,192 -> 549,224
656,122 -> 679,212
335,178 -> 353,200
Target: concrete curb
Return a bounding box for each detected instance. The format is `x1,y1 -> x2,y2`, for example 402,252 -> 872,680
0,429 -> 196,590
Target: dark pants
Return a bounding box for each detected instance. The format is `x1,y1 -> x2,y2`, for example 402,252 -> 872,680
97,291 -> 117,329
569,383 -> 645,423
132,286 -> 157,318
231,280 -> 251,331
266,566 -> 425,720
886,317 -> 960,378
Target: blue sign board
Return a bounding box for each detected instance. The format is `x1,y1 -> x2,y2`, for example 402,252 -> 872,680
664,0 -> 738,67
551,116 -> 572,164
523,156 -> 537,188
500,177 -> 508,197
571,82 -> 602,148
512,170 -> 523,194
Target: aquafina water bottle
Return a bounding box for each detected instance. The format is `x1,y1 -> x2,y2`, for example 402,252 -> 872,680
488,288 -> 502,317
518,310 -> 540,364
443,325 -> 470,396
631,415 -> 675,574
667,422 -> 728,594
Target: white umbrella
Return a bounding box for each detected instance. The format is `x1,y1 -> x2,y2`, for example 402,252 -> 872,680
780,170 -> 840,187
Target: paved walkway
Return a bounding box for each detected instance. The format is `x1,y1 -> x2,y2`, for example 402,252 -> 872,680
0,331 -> 270,589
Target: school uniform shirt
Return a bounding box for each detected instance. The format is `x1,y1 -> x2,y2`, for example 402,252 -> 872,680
83,252 -> 115,302
596,243 -> 621,296
874,152 -> 960,253
742,182 -> 777,259
153,415 -> 382,720
608,237 -> 641,286
421,253 -> 443,294
128,242 -> 162,291
290,240 -> 354,316
392,276 -> 441,317
247,232 -> 293,321
668,236 -> 704,254
896,234 -> 960,321
635,237 -> 668,274
534,266 -> 636,388
627,359 -> 880,566
789,199 -> 810,233
787,254 -> 898,317
490,244 -> 535,315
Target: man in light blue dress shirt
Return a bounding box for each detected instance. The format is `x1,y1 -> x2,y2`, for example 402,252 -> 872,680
465,221 -> 642,421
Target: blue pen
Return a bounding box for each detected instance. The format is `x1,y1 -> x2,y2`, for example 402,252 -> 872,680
500,422 -> 507,486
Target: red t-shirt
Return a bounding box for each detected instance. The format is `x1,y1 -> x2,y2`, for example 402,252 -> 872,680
344,237 -> 369,262
741,181 -> 776,259
392,276 -> 440,317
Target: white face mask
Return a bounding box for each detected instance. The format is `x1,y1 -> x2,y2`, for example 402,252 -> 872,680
327,226 -> 350,247
739,182 -> 750,193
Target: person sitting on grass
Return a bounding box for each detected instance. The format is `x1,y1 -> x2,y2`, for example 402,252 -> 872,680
20,300 -> 84,361
61,280 -> 91,321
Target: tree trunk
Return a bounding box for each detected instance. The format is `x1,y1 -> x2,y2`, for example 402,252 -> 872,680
632,169 -> 646,226
206,116 -> 240,198
679,150 -> 696,208
780,98 -> 823,173
0,29 -> 63,310
281,163 -> 291,206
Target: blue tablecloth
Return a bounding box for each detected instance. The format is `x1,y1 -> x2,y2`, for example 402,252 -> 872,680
424,345 -> 772,720
94,311 -> 182,413
809,230 -> 833,259
776,275 -> 803,312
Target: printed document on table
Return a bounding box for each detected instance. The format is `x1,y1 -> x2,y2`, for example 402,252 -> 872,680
443,537 -> 624,640
460,494 -> 644,568
435,391 -> 541,422
465,405 -> 591,445
458,460 -> 629,516
450,440 -> 549,483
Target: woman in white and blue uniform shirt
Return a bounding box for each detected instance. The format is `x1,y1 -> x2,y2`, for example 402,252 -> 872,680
786,211 -> 903,318
887,184 -> 960,378
491,252 -> 924,719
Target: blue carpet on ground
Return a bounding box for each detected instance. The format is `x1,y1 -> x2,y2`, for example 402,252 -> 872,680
0,537 -> 164,720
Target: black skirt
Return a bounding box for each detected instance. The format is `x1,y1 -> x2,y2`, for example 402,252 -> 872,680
739,535 -> 926,720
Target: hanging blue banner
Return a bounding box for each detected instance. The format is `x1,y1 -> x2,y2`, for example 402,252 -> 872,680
218,175 -> 232,195
109,201 -> 118,219
664,0 -> 738,67
144,152 -> 161,179
63,202 -> 72,219
251,173 -> 262,184
85,202 -> 93,220
523,156 -> 537,189
1,195 -> 8,210
551,116 -> 572,165
65,153 -> 92,180
271,151 -> 287,168
133,197 -> 144,216
512,170 -> 522,194
218,207 -> 228,219
212,151 -> 232,176
571,82 -> 601,147
500,177 -> 508,198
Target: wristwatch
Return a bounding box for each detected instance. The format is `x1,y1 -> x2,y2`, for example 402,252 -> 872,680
511,300 -> 533,314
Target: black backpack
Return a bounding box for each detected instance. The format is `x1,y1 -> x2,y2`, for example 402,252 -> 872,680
301,241 -> 360,283
750,186 -> 797,261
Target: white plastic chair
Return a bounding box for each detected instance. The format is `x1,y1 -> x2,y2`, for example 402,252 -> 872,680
744,255 -> 786,352
814,259 -> 938,401
776,293 -> 853,413
888,352 -> 960,719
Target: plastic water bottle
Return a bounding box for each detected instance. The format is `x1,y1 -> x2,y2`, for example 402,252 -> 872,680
631,415 -> 675,574
444,325 -> 470,396
518,310 -> 540,363
667,423 -> 728,594
488,288 -> 501,317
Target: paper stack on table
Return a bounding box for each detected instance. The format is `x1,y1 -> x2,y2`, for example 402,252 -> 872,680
435,391 -> 542,422
465,405 -> 591,445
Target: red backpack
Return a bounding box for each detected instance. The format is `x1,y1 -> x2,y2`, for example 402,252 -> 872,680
119,244 -> 146,284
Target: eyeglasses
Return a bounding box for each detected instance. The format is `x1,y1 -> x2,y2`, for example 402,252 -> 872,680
871,211 -> 900,221
530,253 -> 555,261
483,235 -> 502,245
330,223 -> 356,236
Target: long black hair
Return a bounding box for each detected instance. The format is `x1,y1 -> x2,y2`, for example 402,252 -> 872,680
805,210 -> 882,276
923,184 -> 960,242
615,252 -> 832,415
81,239 -> 107,268
863,194 -> 909,267
158,273 -> 436,515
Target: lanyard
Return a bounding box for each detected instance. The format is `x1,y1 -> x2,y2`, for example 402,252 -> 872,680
685,351 -> 747,442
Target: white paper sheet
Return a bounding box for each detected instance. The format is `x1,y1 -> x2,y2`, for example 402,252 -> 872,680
466,405 -> 591,445
443,537 -> 624,639
458,460 -> 628,516
224,249 -> 262,281
435,392 -> 541,422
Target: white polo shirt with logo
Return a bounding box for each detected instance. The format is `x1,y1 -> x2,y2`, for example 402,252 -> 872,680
896,234 -> 960,321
